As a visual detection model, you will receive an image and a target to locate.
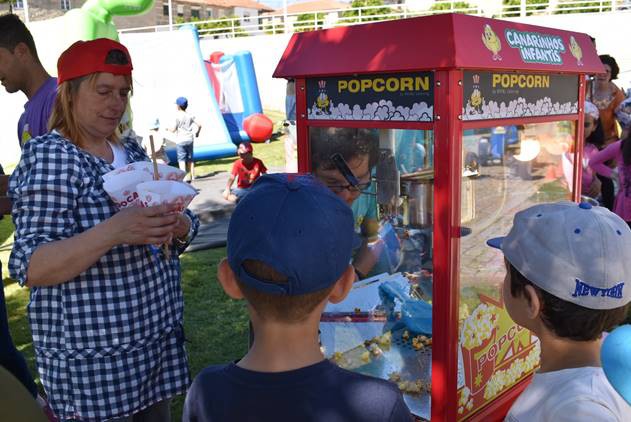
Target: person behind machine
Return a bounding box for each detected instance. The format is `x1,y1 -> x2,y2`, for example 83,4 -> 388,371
487,202 -> 631,421
183,173 -> 412,422
589,54 -> 625,143
311,128 -> 384,279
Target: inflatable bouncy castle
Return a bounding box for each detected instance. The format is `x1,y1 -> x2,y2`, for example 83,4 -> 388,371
206,51 -> 273,144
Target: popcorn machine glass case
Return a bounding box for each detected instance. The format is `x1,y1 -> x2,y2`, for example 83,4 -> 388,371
274,13 -> 602,421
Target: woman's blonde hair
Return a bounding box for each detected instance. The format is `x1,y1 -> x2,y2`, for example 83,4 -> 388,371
48,73 -> 132,148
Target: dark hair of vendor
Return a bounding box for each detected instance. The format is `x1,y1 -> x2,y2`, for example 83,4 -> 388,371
310,128 -> 379,171
507,262 -> 628,341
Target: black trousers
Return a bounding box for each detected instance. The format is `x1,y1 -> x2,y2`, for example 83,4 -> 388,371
0,266 -> 38,397
597,174 -> 615,211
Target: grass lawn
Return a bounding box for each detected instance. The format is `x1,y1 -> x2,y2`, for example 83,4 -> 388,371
1,216 -> 249,421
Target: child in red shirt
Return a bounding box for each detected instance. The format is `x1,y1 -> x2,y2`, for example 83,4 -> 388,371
223,142 -> 267,202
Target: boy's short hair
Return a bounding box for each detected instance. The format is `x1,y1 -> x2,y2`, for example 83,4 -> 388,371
0,14 -> 38,58
236,260 -> 334,322
508,262 -> 629,341
488,202 -> 631,339
310,128 -> 379,171
227,174 -> 354,322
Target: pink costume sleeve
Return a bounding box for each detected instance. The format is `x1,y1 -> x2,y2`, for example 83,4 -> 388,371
589,140 -> 621,179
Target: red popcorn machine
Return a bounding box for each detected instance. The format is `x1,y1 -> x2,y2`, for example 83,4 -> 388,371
274,13 -> 603,421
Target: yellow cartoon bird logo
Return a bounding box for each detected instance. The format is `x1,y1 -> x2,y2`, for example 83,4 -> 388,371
469,89 -> 483,112
482,24 -> 502,61
569,36 -> 583,66
315,79 -> 330,113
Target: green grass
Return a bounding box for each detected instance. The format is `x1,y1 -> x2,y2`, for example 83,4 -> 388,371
194,109 -> 287,177
1,217 -> 249,421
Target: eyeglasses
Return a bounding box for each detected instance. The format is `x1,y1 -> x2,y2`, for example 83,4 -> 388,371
326,180 -> 372,194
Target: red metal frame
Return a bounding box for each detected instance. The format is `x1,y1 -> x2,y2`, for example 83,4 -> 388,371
461,114 -> 579,129
296,78 -> 310,173
573,74 -> 587,202
305,120 -> 434,130
430,69 -> 464,422
284,15 -> 598,422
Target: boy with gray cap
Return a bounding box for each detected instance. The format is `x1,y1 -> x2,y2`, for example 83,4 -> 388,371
487,201 -> 631,422
183,173 -> 412,422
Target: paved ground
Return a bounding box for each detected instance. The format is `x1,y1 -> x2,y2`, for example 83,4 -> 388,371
185,167 -> 284,250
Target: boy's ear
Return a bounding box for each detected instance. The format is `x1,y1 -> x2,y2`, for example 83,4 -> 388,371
328,265 -> 355,304
523,284 -> 542,320
218,259 -> 244,300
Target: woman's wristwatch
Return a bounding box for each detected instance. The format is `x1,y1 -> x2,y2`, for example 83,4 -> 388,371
174,213 -> 194,248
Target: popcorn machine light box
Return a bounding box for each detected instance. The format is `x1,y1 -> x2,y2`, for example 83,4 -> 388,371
273,13 -> 603,422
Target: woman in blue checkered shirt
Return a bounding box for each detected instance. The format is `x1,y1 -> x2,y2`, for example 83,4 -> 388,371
8,39 -> 199,421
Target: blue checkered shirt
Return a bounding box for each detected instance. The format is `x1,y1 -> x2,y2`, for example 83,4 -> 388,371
9,132 -> 199,421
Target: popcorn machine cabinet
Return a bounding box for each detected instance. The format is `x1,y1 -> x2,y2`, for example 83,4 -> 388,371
274,13 -> 602,421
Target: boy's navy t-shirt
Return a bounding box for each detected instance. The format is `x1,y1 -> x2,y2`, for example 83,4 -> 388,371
183,359 -> 413,422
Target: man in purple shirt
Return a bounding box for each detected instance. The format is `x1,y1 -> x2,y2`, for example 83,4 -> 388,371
0,13 -> 47,401
0,14 -> 57,147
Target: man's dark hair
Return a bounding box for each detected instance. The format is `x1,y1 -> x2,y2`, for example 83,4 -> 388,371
599,54 -> 620,80
508,262 -> 628,341
0,14 -> 38,59
310,127 -> 379,171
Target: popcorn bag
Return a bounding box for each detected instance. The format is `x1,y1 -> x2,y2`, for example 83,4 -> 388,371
102,162 -> 185,183
136,181 -> 198,213
459,303 -> 499,395
103,170 -> 153,208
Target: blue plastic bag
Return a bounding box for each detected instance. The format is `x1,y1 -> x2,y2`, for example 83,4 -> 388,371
379,280 -> 432,335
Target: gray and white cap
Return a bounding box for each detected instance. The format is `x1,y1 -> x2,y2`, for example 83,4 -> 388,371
487,201 -> 631,310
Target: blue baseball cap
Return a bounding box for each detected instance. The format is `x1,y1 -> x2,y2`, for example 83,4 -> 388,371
227,173 -> 355,295
487,201 -> 631,310
176,97 -> 188,108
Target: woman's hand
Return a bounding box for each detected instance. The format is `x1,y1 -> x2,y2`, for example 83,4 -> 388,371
104,204 -> 179,247
172,213 -> 192,240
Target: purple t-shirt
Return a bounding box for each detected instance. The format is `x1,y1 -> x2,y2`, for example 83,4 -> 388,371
17,77 -> 57,147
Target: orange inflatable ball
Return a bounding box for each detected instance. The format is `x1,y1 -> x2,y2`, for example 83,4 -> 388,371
243,113 -> 273,143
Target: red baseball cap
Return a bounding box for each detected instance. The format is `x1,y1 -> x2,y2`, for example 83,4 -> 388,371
57,38 -> 133,85
239,142 -> 253,154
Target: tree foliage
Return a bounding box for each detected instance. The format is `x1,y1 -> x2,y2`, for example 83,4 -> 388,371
555,1 -> 612,14
175,15 -> 246,38
341,0 -> 394,24
429,1 -> 476,12
293,13 -> 324,32
502,0 -> 548,17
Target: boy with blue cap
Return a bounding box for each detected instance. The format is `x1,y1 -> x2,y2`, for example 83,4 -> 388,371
168,96 -> 201,182
183,173 -> 412,421
487,201 -> 631,421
